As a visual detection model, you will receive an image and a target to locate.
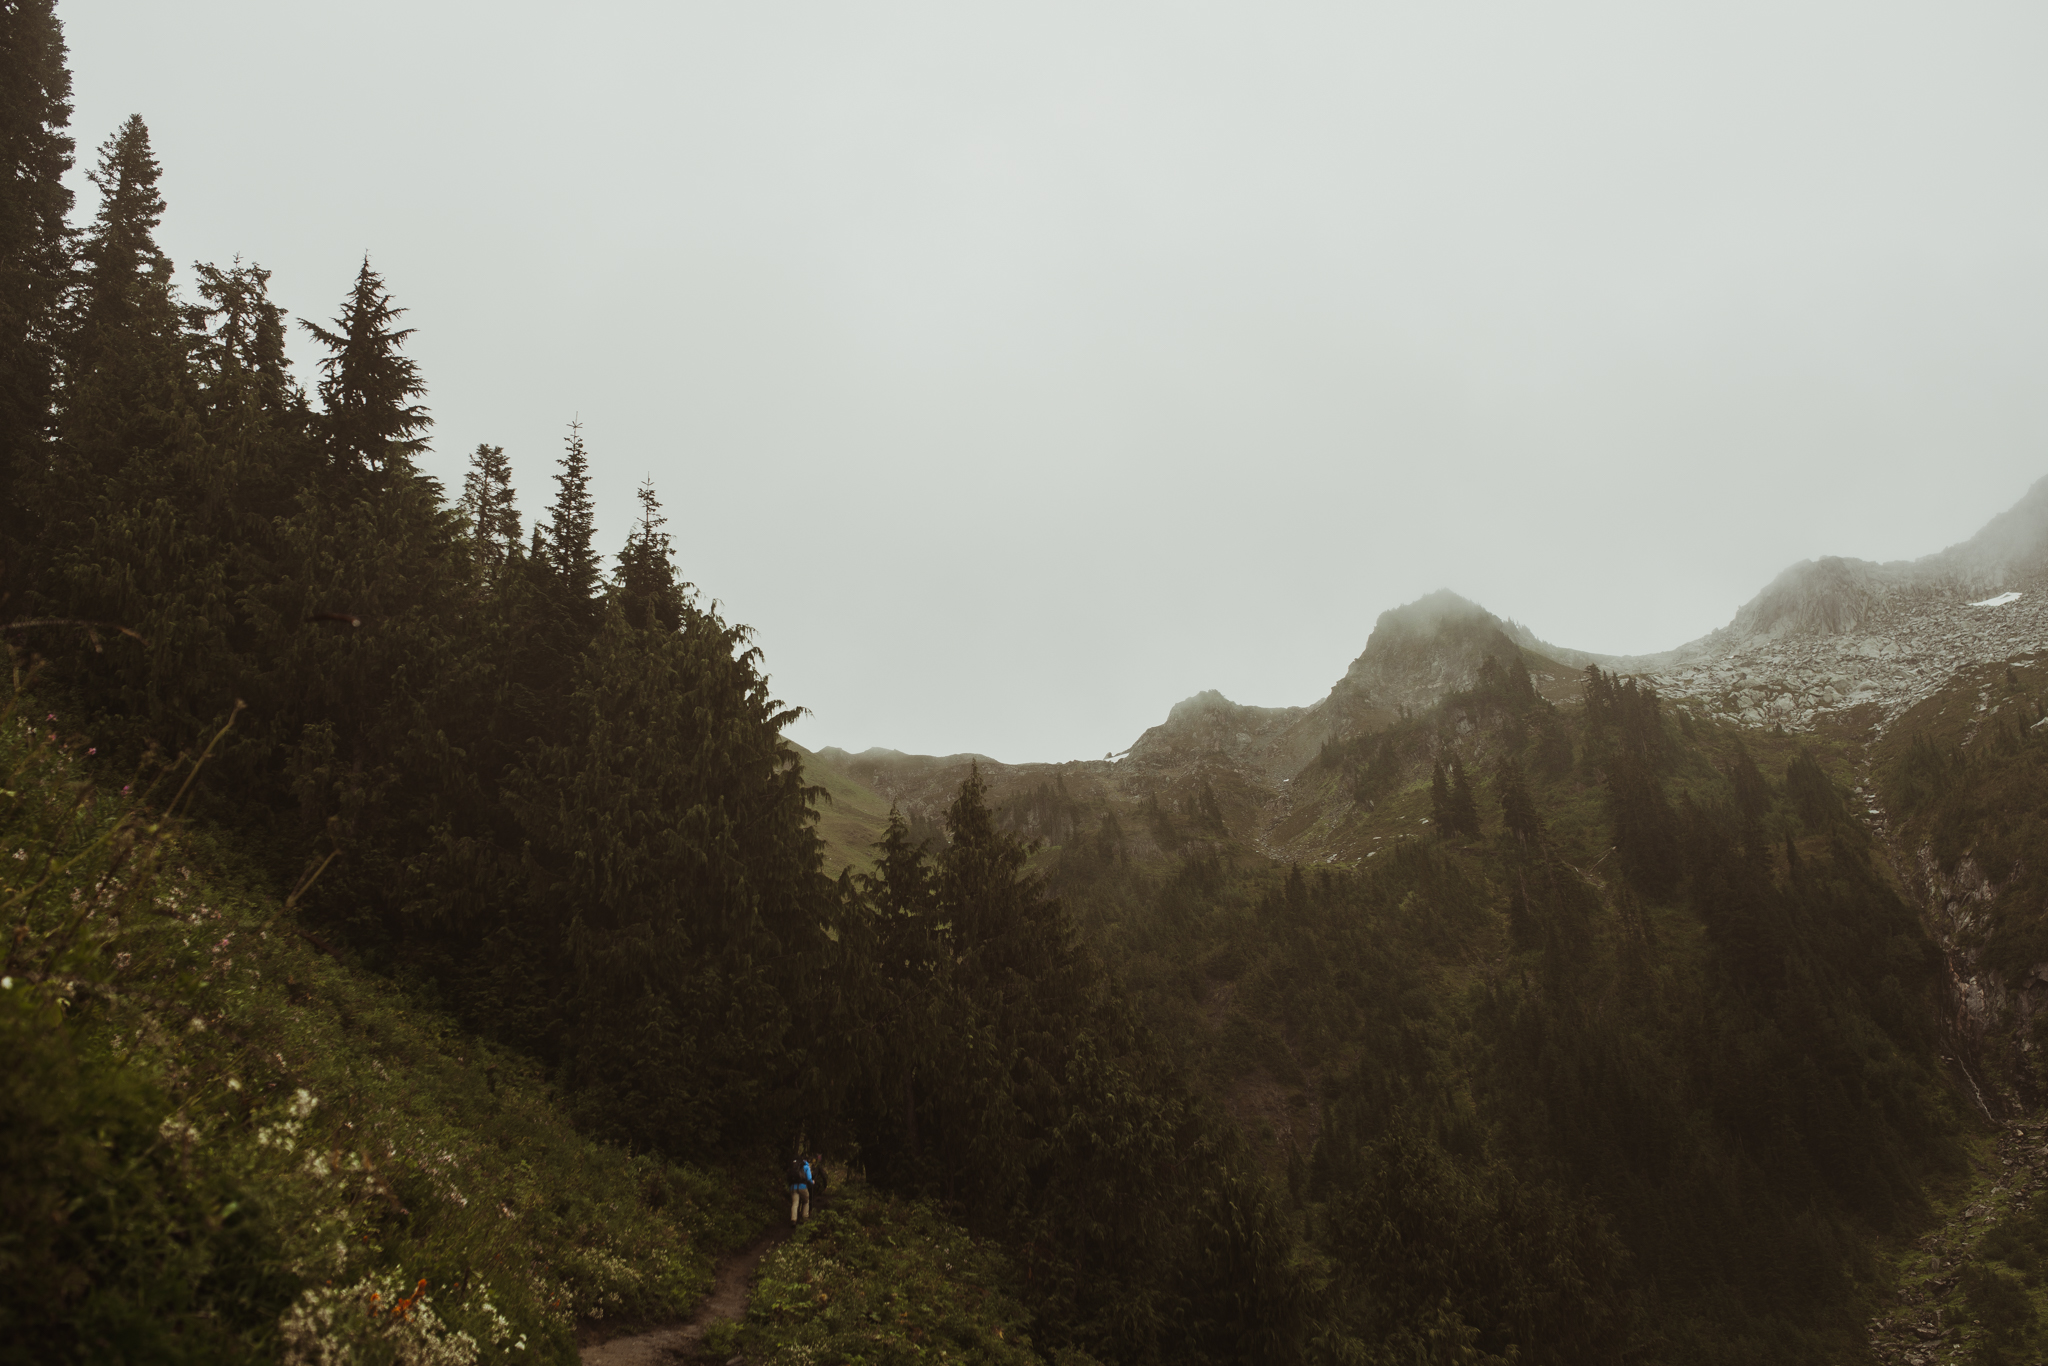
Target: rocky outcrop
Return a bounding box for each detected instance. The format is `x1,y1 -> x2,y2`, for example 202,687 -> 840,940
1645,580 -> 2047,734
1122,690 -> 1304,774
1625,476 -> 2048,733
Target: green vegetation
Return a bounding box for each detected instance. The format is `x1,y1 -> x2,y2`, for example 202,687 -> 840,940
1043,662 -> 1964,1362
741,1174 -> 1048,1366
0,3 -> 2028,1361
0,692 -> 762,1363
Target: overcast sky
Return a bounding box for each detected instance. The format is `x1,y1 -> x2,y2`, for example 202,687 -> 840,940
63,1 -> 2048,762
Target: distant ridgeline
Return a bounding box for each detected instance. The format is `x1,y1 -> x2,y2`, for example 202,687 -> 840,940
9,1 -> 2048,1360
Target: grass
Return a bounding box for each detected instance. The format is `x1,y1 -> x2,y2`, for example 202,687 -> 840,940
735,1172 -> 1076,1366
793,743 -> 899,876
0,688 -> 766,1363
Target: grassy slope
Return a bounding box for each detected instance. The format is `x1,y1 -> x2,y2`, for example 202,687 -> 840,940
794,743 -> 900,875
734,1171 -> 1062,1366
0,697 -> 774,1363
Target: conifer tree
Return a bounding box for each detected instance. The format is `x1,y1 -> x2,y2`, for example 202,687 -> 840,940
459,442 -> 521,583
1497,755 -> 1543,849
538,420 -> 600,616
0,0 -> 74,576
1728,737 -> 1771,824
614,478 -> 683,631
1608,749 -> 1680,898
187,258 -> 295,418
1430,756 -> 1451,830
44,114 -> 187,509
301,257 -> 429,484
66,115 -> 178,387
1446,752 -> 1481,838
504,601 -> 827,1151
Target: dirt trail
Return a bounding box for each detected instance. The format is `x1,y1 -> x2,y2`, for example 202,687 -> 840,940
578,1218 -> 794,1366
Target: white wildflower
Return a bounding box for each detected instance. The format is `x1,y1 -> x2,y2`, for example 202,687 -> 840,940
290,1088 -> 318,1119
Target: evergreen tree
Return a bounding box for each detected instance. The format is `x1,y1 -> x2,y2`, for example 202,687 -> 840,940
1446,751 -> 1481,838
614,478 -> 683,632
1497,755 -> 1543,849
503,602 -> 827,1152
538,420 -> 600,617
0,0 -> 74,579
1608,748 -> 1680,899
66,115 -> 178,389
1785,747 -> 1842,830
1430,756 -> 1451,830
459,441 -> 520,584
300,257 -> 429,485
40,115 -> 186,526
187,258 -> 295,419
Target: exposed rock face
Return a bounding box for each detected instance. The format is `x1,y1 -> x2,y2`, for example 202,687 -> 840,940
1647,577 -> 2047,733
1121,591 -> 1560,782
1636,476 -> 2048,733
811,476 -> 2048,871
1334,590 -> 1536,715
1122,690 -> 1303,774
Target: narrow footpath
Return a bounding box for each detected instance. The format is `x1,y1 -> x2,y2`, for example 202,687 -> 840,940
579,1218 -> 794,1366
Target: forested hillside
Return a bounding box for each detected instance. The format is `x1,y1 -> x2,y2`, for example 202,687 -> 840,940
0,8 -> 1296,1362
1,2 -> 2035,1363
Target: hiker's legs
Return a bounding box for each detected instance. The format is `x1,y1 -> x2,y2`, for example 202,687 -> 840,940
799,1186 -> 811,1220
790,1186 -> 802,1223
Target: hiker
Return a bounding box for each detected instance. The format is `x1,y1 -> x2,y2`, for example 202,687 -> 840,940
786,1154 -> 810,1224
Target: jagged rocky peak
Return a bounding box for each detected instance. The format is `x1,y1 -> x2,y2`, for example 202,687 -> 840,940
1125,689 -> 1304,769
1720,475 -> 2048,645
1162,689 -> 1294,727
1726,556 -> 1912,640
1336,590 -> 1534,713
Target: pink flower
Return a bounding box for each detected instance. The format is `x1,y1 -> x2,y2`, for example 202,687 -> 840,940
45,713 -> 56,722
121,785 -> 132,794
87,748 -> 97,756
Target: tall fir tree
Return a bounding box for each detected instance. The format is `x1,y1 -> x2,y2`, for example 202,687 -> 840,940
1446,751 -> 1481,838
459,441 -> 520,585
65,115 -> 177,384
44,114 -> 186,512
1496,755 -> 1543,850
0,0 -> 75,584
614,477 -> 683,631
187,258 -> 295,419
300,256 -> 429,486
539,420 -> 599,617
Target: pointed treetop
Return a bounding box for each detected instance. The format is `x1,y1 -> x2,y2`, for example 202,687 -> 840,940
461,441 -> 521,580
541,419 -> 599,606
70,114 -> 178,373
616,476 -> 687,631
187,257 -> 295,411
300,256 -> 430,482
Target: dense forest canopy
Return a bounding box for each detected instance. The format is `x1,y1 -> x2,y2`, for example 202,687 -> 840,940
1,3 -> 2023,1363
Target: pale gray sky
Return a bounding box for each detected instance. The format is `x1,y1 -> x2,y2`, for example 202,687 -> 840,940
66,1 -> 2048,761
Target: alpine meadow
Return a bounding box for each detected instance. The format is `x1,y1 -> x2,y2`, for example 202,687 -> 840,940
9,4 -> 2048,1365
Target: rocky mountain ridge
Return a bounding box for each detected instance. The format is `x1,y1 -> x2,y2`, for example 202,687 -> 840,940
809,475 -> 2048,869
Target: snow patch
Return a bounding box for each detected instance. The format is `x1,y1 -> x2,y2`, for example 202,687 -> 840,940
1969,591 -> 2023,608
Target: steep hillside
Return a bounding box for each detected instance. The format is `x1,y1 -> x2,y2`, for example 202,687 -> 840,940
788,742 -> 895,874
0,697 -> 770,1363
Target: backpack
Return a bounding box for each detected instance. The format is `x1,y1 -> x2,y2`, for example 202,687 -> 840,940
786,1158 -> 806,1185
